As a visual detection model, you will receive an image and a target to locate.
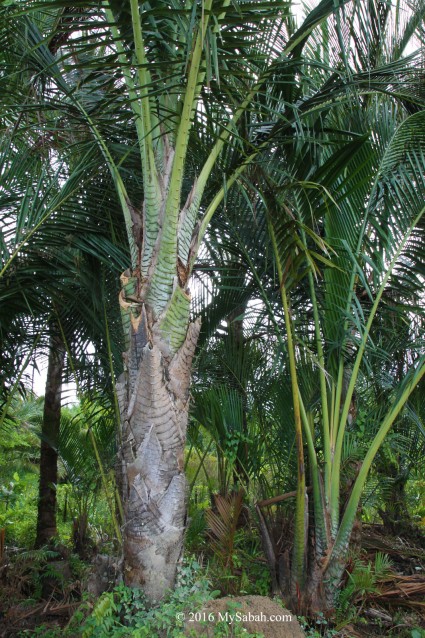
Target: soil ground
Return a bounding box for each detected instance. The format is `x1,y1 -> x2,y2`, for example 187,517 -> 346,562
185,595 -> 305,637
0,524 -> 424,637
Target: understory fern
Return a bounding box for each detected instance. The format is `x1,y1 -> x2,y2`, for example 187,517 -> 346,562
337,552 -> 393,624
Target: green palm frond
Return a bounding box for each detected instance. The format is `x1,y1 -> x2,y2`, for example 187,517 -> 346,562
58,401 -> 116,488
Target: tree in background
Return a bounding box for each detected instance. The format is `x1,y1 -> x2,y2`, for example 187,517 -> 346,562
0,92 -> 128,549
35,330 -> 65,547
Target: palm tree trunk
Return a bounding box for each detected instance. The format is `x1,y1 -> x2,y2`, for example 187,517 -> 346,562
228,304 -> 249,486
117,298 -> 200,601
35,331 -> 65,547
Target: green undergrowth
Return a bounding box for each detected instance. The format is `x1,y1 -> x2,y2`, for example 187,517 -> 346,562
185,496 -> 271,598
22,559 -> 264,638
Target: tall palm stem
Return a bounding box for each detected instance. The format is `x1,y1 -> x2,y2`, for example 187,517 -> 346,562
268,218 -> 306,589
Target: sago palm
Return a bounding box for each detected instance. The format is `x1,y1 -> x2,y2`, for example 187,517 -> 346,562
2,0 -> 424,601
244,101 -> 425,612
0,100 -> 129,546
206,0 -> 425,609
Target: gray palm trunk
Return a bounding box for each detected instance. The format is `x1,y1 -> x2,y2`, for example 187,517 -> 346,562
116,283 -> 200,600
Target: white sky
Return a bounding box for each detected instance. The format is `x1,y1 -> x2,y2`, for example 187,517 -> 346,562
30,356 -> 78,405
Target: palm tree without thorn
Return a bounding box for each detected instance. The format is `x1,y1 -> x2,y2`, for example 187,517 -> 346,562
1,0 -> 424,603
